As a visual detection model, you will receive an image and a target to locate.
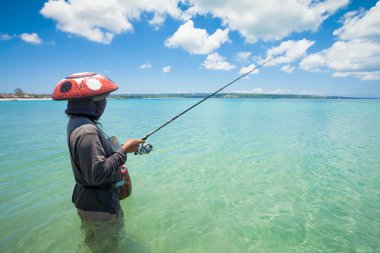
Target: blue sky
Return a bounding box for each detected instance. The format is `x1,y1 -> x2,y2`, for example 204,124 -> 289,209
1,0 -> 379,97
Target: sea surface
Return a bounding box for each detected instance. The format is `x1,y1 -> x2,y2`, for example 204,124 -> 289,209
0,98 -> 379,253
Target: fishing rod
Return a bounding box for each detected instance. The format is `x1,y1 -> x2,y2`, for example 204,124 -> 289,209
135,58 -> 273,155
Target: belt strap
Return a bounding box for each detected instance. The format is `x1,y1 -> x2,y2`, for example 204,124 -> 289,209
76,181 -> 128,190
76,182 -> 113,191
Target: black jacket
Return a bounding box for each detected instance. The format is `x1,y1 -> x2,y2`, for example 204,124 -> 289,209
67,115 -> 126,214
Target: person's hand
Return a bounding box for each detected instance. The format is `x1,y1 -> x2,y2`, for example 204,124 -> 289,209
122,139 -> 145,153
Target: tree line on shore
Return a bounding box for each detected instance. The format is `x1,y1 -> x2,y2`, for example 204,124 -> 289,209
0,88 -> 51,99
0,88 -> 358,100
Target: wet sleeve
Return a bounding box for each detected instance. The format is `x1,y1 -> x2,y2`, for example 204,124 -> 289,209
76,132 -> 127,186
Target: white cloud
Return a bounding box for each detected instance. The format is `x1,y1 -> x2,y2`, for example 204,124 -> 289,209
0,34 -> 13,40
300,2 -> 380,80
233,88 -> 265,94
185,0 -> 349,43
148,13 -> 165,30
165,20 -> 229,54
298,90 -> 323,96
332,71 -> 380,80
238,64 -> 259,77
163,65 -> 171,73
301,40 -> 380,79
325,40 -> 380,72
20,33 -> 42,44
333,2 -> 380,41
39,0 -> 350,45
140,61 -> 152,69
299,53 -> 326,72
40,0 -> 181,44
202,53 -> 235,70
281,65 -> 295,73
232,88 -> 322,95
236,51 -> 251,63
260,39 -> 315,66
232,88 -> 293,94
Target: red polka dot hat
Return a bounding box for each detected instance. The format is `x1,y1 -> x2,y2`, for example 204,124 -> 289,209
52,72 -> 118,100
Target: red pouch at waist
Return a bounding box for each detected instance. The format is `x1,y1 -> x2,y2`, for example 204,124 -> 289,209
119,168 -> 132,200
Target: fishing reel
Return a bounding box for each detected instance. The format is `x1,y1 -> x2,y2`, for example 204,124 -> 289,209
135,143 -> 153,155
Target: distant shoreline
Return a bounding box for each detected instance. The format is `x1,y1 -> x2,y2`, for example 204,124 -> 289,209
0,93 -> 378,100
0,98 -> 52,101
110,93 -> 375,99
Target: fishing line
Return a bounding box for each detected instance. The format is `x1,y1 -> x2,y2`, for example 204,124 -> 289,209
136,58 -> 273,155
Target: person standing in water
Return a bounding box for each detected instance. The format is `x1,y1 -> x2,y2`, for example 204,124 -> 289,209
53,72 -> 143,249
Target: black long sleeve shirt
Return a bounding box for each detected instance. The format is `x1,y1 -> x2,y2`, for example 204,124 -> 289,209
67,115 -> 126,214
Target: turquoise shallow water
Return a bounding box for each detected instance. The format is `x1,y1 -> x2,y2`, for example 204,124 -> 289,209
0,98 -> 379,253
